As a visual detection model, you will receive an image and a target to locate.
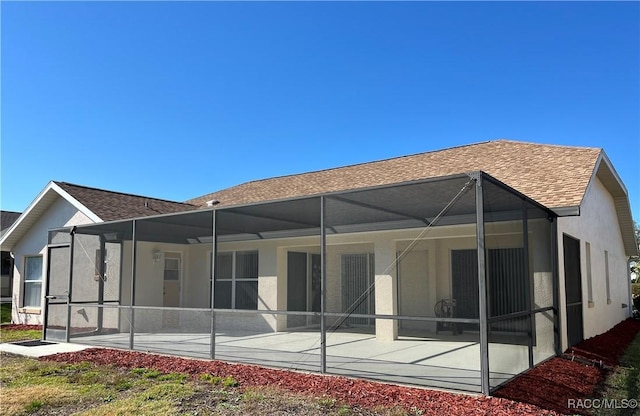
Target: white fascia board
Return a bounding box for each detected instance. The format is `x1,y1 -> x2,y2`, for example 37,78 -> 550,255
595,152 -> 629,195
49,182 -> 102,223
0,181 -> 102,249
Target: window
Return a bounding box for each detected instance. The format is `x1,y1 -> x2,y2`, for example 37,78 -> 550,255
1,251 -> 13,276
164,256 -> 180,281
585,242 -> 593,306
23,256 -> 43,307
213,251 -> 258,309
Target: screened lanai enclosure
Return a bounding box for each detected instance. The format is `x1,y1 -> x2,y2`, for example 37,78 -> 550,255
44,172 -> 558,394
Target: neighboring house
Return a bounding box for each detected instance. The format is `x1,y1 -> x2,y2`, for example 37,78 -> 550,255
1,210 -> 21,298
0,139 -> 636,395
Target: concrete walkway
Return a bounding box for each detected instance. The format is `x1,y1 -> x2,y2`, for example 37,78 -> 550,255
0,339 -> 90,358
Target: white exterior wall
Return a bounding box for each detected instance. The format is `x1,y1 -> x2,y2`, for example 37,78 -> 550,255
557,177 -> 630,351
11,197 -> 93,324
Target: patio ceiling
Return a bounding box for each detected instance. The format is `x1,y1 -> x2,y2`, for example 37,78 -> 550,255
66,172 -> 555,244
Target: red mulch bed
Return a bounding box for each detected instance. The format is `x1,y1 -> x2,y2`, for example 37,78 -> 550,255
494,318 -> 640,415
37,318 -> 640,415
1,324 -> 42,331
42,348 -> 558,415
566,318 -> 640,367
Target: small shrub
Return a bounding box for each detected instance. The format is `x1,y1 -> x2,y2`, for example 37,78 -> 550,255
200,373 -> 222,384
199,373 -> 238,387
223,376 -> 239,388
158,372 -> 187,382
115,380 -> 133,391
337,404 -> 352,415
318,397 -> 337,408
25,399 -> 44,412
130,368 -> 161,378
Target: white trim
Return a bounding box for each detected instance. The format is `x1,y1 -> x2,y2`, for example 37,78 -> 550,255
595,152 -> 628,195
50,182 -> 102,223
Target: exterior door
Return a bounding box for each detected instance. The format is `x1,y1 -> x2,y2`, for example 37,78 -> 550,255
341,253 -> 375,327
163,253 -> 181,307
287,252 -> 321,328
452,249 -> 479,324
563,235 -> 584,347
398,250 -> 429,332
44,245 -> 70,342
287,252 -> 307,328
163,253 -> 181,327
452,248 -> 528,332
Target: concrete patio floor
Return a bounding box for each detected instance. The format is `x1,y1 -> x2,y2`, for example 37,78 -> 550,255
65,329 -> 547,393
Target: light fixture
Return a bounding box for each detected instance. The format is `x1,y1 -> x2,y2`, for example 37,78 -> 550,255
153,249 -> 162,262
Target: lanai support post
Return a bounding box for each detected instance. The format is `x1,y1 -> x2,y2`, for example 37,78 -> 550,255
210,209 -> 217,360
320,196 -> 327,373
129,220 -> 137,351
473,172 -> 490,395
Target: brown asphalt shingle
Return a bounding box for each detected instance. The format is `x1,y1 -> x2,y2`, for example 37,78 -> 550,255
55,182 -> 198,222
1,210 -> 21,235
187,140 -> 602,209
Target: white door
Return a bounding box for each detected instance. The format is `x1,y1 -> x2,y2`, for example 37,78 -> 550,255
163,252 -> 181,327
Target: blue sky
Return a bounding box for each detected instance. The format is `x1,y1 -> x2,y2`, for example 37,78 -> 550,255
1,2 -> 639,221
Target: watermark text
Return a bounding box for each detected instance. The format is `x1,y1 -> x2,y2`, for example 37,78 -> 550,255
567,398 -> 638,410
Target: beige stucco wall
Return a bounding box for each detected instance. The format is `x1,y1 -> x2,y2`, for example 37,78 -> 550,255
557,176 -> 630,351
11,197 -> 93,325
109,216 -> 555,344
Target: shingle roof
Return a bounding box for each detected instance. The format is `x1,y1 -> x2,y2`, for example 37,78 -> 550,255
55,182 -> 198,222
187,140 -> 602,210
1,210 -> 21,235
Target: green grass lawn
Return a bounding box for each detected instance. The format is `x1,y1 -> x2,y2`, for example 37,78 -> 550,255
0,327 -> 42,343
595,331 -> 640,416
0,302 -> 42,343
0,354 -> 407,416
1,303 -> 11,324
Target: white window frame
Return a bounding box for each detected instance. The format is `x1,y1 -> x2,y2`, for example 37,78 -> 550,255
213,250 -> 258,309
23,255 -> 43,308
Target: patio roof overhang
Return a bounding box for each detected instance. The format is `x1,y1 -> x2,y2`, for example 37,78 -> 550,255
58,171 -> 556,244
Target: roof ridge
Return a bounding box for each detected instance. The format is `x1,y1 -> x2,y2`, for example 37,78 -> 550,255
54,181 -> 196,206
0,210 -> 22,215
493,138 -> 602,151
187,139 -> 605,207
187,139 -> 500,203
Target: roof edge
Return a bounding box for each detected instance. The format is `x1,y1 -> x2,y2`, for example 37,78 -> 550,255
56,181 -> 196,207
583,152 -> 637,257
0,181 -> 102,250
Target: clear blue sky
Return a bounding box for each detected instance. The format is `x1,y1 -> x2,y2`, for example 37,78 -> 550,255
1,2 -> 639,221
